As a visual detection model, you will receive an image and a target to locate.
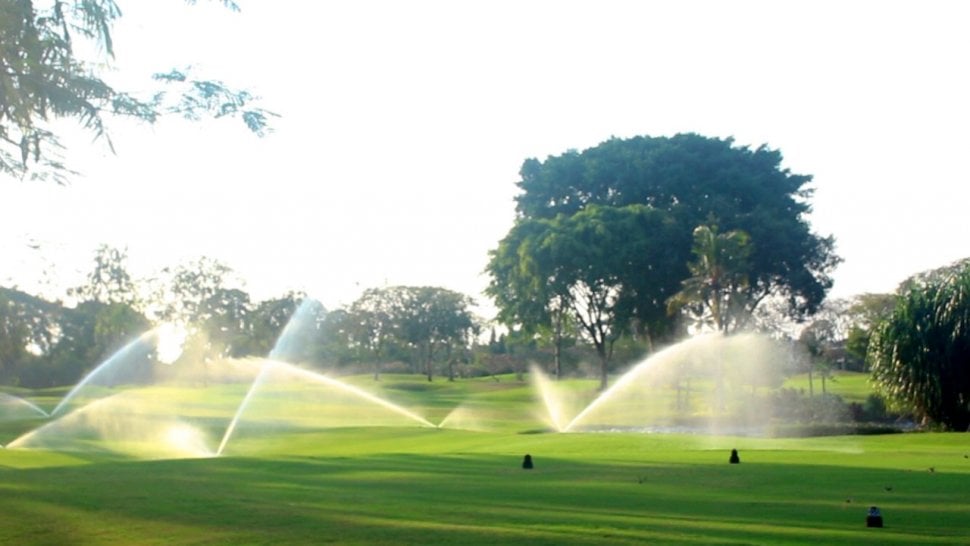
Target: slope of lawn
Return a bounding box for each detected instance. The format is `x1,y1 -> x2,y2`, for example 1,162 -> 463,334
0,374 -> 967,545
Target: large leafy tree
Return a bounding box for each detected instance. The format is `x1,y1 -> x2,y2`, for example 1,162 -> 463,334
157,257 -> 234,326
843,293 -> 896,371
40,299 -> 150,387
69,244 -> 138,306
346,287 -> 404,380
200,287 -> 254,357
868,263 -> 970,430
0,0 -> 273,183
488,204 -> 677,389
0,287 -> 57,384
392,286 -> 478,382
44,245 -> 151,386
345,286 -> 478,382
0,245 -> 152,388
507,133 -> 840,336
249,292 -> 302,357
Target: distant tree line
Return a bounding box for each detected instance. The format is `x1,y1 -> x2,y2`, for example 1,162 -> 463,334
0,246 -> 487,387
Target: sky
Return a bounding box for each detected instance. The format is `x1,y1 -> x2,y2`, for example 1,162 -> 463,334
2,0 -> 969,317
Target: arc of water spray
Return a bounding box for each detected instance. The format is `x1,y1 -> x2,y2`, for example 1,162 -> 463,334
282,363 -> 435,428
562,333 -> 726,432
215,359 -> 436,456
216,299 -> 435,456
216,299 -> 320,456
0,392 -> 49,417
562,366 -> 641,432
562,337 -> 712,432
216,360 -> 276,456
50,328 -> 168,417
530,365 -> 568,432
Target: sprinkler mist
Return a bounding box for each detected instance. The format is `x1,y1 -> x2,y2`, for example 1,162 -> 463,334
0,392 -> 49,418
534,333 -> 791,435
3,298 -> 438,459
216,362 -> 273,456
0,302 -> 797,459
214,299 -> 435,457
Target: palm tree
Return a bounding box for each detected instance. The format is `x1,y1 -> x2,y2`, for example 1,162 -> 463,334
668,224 -> 753,333
667,224 -> 753,411
868,265 -> 970,430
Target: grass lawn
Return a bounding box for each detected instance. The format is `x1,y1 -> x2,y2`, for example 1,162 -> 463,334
783,371 -> 874,404
0,374 -> 967,545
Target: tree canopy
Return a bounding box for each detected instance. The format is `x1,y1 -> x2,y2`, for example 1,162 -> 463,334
0,0 -> 273,183
488,134 -> 840,384
487,204 -> 678,388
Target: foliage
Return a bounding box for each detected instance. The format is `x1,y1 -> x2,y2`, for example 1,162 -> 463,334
487,204 -> 675,388
0,241 -> 489,385
0,248 -> 152,387
389,286 -> 477,381
68,244 -> 138,306
24,298 -> 150,388
844,293 -> 897,370
0,0 -> 274,183
157,256 -> 234,326
200,287 -> 255,357
345,287 -> 407,379
249,292 -> 303,356
511,133 -> 841,326
847,394 -> 896,423
490,134 -> 840,388
897,257 -> 970,293
0,287 -> 52,384
668,224 -> 753,332
0,250 -> 302,386
868,263 -> 970,430
768,388 -> 851,424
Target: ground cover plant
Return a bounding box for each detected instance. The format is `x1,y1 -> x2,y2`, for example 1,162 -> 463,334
0,375 -> 968,545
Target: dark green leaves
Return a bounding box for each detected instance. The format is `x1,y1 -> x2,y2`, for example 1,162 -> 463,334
868,264 -> 970,430
493,134 -> 839,345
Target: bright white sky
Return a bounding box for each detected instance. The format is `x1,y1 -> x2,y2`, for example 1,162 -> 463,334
2,0 -> 969,317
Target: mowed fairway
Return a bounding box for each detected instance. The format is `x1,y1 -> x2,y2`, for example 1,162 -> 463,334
0,375 -> 967,545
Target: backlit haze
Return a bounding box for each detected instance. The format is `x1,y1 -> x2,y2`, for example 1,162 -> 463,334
2,0 -> 968,315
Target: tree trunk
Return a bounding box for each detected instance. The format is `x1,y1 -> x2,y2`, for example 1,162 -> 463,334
554,336 -> 562,381
598,351 -> 609,391
553,310 -> 563,380
424,342 -> 433,382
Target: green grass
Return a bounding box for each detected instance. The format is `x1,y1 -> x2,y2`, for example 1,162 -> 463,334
783,371 -> 874,403
0,374 -> 966,545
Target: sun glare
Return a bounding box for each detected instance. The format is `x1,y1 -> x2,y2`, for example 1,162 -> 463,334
155,324 -> 187,365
